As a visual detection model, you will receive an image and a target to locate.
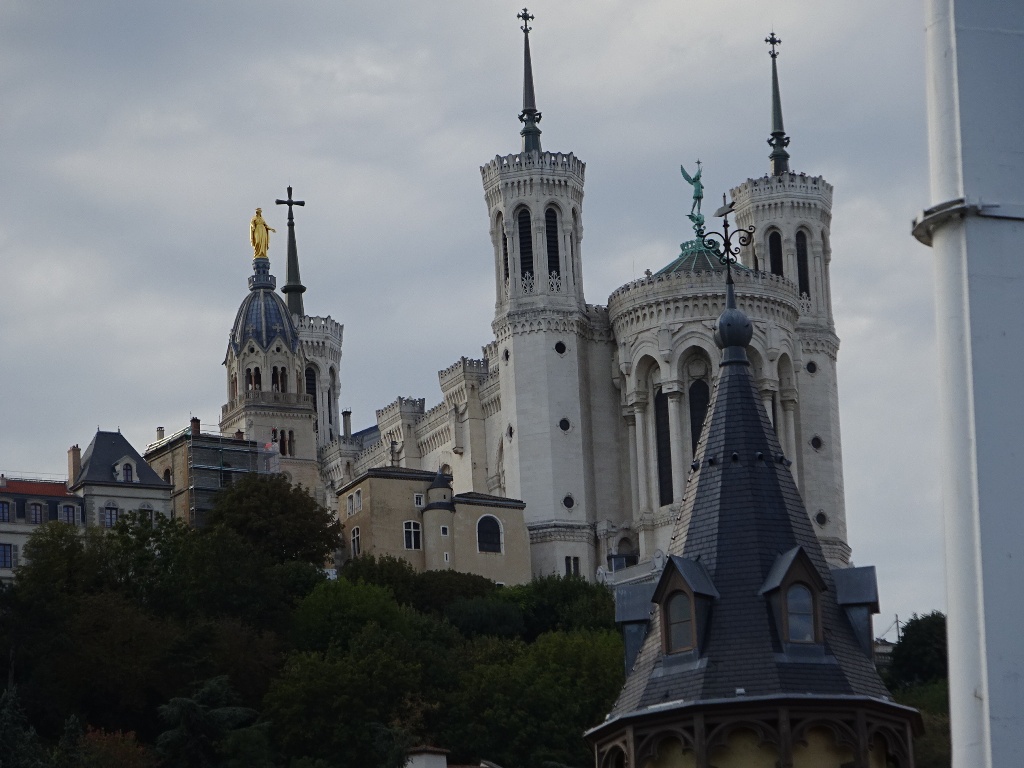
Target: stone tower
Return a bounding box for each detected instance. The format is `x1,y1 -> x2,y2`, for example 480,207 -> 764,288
220,241 -> 320,491
481,10 -> 597,577
730,35 -> 849,565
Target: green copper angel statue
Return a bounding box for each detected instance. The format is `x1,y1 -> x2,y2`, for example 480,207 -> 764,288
680,161 -> 704,217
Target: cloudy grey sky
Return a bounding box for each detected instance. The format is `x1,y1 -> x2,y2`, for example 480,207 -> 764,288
0,1 -> 939,628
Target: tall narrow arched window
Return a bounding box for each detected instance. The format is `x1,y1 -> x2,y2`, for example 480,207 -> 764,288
328,368 -> 337,427
272,366 -> 280,391
545,207 -> 560,280
289,430 -> 295,457
477,516 -> 502,553
665,592 -> 695,652
787,583 -> 815,642
517,208 -> 534,285
245,368 -> 253,391
230,374 -> 237,399
688,379 -> 711,455
654,388 -> 673,506
796,230 -> 811,297
164,469 -> 172,484
497,213 -> 508,283
305,367 -> 318,412
253,367 -> 262,391
351,526 -> 361,557
769,231 -> 784,277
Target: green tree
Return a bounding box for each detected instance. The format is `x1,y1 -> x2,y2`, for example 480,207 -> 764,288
156,676 -> 258,768
207,474 -> 341,565
889,612 -> 947,688
497,575 -> 615,640
0,687 -> 47,768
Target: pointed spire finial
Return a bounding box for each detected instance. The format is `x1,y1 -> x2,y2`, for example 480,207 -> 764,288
765,31 -> 791,176
276,185 -> 306,316
517,8 -> 542,153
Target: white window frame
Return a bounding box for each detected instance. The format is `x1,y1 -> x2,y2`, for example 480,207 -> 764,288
403,520 -> 422,550
440,525 -> 449,537
354,489 -> 362,512
351,526 -> 361,557
413,493 -> 425,508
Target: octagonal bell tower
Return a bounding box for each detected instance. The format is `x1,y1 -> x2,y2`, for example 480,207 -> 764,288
482,9 -> 598,578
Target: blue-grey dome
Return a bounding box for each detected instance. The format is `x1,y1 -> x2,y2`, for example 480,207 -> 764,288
229,259 -> 301,354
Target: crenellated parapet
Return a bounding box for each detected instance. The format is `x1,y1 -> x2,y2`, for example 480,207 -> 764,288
438,357 -> 489,406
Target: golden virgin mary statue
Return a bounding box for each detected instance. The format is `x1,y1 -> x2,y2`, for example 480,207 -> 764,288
250,208 -> 276,259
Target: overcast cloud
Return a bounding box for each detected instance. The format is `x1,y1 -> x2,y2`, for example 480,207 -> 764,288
0,1 -> 939,630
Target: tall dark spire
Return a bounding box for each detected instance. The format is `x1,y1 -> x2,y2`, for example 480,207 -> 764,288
766,32 -> 791,176
517,8 -> 542,153
276,186 -> 306,317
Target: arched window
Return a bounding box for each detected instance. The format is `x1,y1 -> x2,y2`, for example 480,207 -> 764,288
305,367 -> 318,413
123,464 -> 133,483
289,430 -> 295,457
328,368 -> 337,427
230,374 -> 237,399
279,429 -> 287,456
688,379 -> 711,455
570,209 -> 578,282
787,583 -> 815,642
280,367 -> 287,393
272,366 -> 280,391
796,230 -> 811,297
654,388 -> 673,506
769,231 -> 784,277
497,213 -> 508,282
665,591 -> 695,652
477,516 -> 502,553
245,368 -> 253,391
517,208 -> 534,284
253,367 -> 262,391
404,521 -> 422,550
163,468 -> 172,484
351,526 -> 361,557
545,207 -> 560,279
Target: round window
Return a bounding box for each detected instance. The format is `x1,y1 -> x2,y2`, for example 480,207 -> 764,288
810,436 -> 824,451
558,418 -> 571,432
815,511 -> 828,526
562,495 -> 575,509
806,361 -> 818,374
554,341 -> 567,355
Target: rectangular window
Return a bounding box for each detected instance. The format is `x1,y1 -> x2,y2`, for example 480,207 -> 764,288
444,552 -> 450,563
346,495 -> 354,517
564,556 -> 580,576
29,503 -> 43,525
404,521 -> 421,550
413,493 -> 424,508
103,507 -> 119,528
440,525 -> 449,537
351,527 -> 361,557
0,501 -> 9,523
354,489 -> 362,511
0,543 -> 11,569
61,505 -> 76,525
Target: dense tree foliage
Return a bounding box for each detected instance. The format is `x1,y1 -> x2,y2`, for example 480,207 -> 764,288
0,496 -> 622,768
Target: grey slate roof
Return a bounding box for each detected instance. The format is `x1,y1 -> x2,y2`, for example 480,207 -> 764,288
72,430 -> 168,489
609,302 -> 892,718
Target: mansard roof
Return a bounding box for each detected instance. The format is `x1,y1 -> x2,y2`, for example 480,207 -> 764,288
605,283 -> 892,722
71,431 -> 167,490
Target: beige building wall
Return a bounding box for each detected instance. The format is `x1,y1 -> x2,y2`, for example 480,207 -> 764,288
340,468 -> 531,584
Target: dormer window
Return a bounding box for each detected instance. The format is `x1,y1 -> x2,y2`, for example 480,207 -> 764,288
651,555 -> 719,658
665,591 -> 695,653
786,583 -> 816,643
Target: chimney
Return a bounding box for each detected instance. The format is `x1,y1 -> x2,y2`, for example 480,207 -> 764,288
156,426 -> 165,440
190,417 -> 201,437
0,474 -> 6,488
68,445 -> 81,484
342,409 -> 352,440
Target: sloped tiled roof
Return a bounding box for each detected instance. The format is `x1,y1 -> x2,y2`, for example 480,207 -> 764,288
72,431 -> 167,489
609,278 -> 891,720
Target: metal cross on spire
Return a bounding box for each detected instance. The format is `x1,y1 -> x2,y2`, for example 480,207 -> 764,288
275,185 -> 305,223
276,186 -> 307,316
518,7 -> 534,33
766,31 -> 781,59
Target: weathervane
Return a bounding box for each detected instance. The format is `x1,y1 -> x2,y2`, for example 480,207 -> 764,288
518,7 -> 533,33
699,193 -> 755,276
766,31 -> 781,59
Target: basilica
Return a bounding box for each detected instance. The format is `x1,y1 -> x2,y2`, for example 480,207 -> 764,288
208,21 -> 851,583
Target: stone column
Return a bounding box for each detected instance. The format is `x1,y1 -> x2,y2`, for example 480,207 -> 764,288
666,389 -> 685,506
633,402 -> 651,514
